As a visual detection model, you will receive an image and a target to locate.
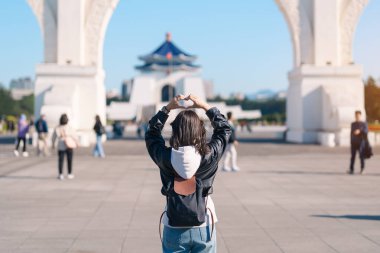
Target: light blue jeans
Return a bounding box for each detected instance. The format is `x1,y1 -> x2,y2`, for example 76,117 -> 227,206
93,135 -> 105,157
162,226 -> 216,253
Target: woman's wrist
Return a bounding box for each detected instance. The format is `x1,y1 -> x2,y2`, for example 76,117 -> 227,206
162,105 -> 171,114
202,104 -> 211,111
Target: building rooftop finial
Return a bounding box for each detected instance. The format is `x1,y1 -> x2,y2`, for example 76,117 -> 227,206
166,32 -> 171,42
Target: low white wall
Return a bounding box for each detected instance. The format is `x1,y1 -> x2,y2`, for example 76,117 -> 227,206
368,132 -> 380,147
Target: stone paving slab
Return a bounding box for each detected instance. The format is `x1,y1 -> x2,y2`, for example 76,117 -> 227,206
0,140 -> 379,252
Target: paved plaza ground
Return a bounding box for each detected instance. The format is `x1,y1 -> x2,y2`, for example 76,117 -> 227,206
0,139 -> 380,253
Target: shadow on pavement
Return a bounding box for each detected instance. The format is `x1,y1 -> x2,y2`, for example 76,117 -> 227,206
248,170 -> 380,176
311,214 -> 380,221
0,175 -> 53,180
249,170 -> 344,175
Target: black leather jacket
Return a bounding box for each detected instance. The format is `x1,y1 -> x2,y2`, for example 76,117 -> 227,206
145,107 -> 231,196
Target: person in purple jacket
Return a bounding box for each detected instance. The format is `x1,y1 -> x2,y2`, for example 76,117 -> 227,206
14,114 -> 30,157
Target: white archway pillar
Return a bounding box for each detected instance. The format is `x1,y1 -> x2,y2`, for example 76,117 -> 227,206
276,0 -> 369,146
27,0 -> 119,145
27,0 -> 369,146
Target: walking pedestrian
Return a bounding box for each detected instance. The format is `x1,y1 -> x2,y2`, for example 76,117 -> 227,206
52,114 -> 78,180
93,115 -> 105,158
145,94 -> 231,253
35,114 -> 49,156
7,118 -> 15,133
222,111 -> 240,172
28,116 -> 35,145
348,110 -> 368,174
14,114 -> 30,157
137,121 -> 147,139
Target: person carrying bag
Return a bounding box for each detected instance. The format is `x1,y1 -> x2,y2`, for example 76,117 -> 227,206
52,114 -> 78,180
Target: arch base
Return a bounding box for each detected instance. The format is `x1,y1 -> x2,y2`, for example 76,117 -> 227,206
286,65 -> 365,147
34,64 -> 106,146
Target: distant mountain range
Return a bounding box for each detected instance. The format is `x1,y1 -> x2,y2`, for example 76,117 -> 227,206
246,89 -> 286,101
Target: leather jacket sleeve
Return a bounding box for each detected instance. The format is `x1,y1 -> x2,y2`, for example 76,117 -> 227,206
195,107 -> 231,180
207,107 -> 232,160
145,110 -> 173,175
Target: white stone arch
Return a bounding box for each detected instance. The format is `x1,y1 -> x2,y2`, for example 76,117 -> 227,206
26,0 -> 374,146
340,0 -> 370,65
93,0 -> 373,70
88,0 -> 368,69
85,0 -> 119,68
27,0 -> 58,63
274,0 -> 301,67
26,0 -> 374,82
28,0 -> 119,67
92,0 -> 302,69
274,0 -> 314,67
26,0 -> 301,81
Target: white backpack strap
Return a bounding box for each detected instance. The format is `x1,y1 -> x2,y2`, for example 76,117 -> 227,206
159,211 -> 167,243
205,196 -> 215,241
207,207 -> 215,241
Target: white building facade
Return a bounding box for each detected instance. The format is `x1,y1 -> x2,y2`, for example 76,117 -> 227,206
107,33 -> 261,123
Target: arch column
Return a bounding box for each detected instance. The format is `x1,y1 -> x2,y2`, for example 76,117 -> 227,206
27,0 -> 370,146
27,0 -> 119,145
275,0 -> 369,146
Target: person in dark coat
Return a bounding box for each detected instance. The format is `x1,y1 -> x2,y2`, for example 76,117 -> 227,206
93,115 -> 105,158
348,110 -> 368,174
35,114 -> 49,156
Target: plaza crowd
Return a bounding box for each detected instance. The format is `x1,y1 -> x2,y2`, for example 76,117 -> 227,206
8,113 -> 106,180
5,107 -> 373,181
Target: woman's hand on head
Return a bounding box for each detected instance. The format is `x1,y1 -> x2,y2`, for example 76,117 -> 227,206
185,94 -> 211,111
166,94 -> 187,111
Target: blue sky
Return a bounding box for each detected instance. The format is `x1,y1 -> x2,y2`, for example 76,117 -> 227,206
0,0 -> 379,96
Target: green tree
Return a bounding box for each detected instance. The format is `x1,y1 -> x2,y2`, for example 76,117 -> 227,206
19,94 -> 34,115
364,76 -> 380,122
0,87 -> 17,115
207,96 -> 286,124
0,87 -> 34,116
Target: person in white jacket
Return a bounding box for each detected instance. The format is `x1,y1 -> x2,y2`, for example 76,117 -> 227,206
52,114 -> 78,180
222,111 -> 240,172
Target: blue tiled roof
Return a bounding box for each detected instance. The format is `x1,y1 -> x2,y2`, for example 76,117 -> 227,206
151,41 -> 193,58
136,33 -> 200,72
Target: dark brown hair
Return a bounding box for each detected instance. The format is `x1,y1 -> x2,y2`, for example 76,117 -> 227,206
355,110 -> 362,115
59,114 -> 68,125
95,115 -> 102,124
170,110 -> 210,156
227,111 -> 232,120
